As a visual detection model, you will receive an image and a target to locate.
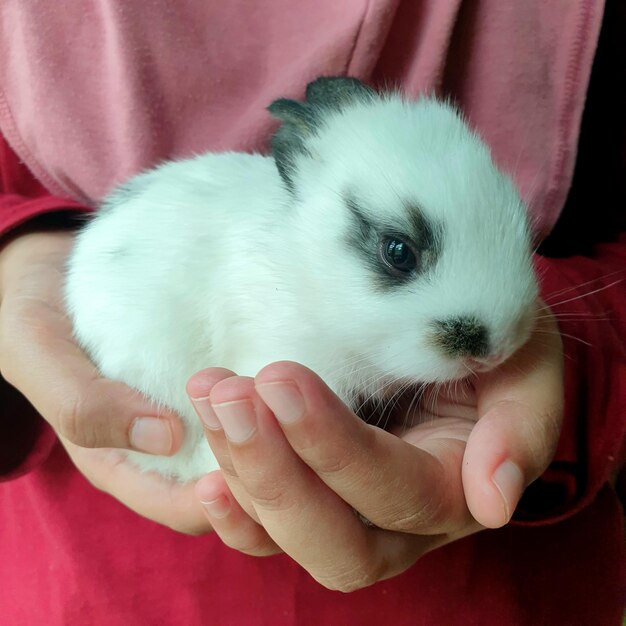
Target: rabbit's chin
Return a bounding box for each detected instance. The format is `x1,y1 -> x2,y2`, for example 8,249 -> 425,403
378,363 -> 473,390
347,364 -> 469,407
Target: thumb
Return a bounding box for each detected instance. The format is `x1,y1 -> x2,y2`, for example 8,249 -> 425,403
463,310 -> 564,528
0,296 -> 183,454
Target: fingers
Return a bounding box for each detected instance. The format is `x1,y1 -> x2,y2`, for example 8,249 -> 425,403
198,373 -> 434,590
253,362 -> 473,535
188,369 -> 260,523
188,367 -> 484,589
0,272 -> 183,454
464,310 -> 564,528
195,471 -> 281,556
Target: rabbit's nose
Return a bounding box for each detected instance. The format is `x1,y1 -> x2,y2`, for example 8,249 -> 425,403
431,316 -> 489,359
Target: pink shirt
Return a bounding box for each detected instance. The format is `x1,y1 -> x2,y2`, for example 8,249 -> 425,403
0,1 -> 602,239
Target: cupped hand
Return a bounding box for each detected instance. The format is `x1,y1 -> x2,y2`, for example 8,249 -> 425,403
189,306 -> 563,591
0,230 -> 184,453
0,230 -> 210,534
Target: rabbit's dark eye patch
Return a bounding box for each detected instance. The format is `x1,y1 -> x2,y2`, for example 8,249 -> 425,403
343,192 -> 440,288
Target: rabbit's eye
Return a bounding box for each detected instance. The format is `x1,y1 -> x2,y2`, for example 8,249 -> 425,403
379,237 -> 417,274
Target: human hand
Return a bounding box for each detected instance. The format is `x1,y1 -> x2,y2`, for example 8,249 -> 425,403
189,306 -> 563,591
0,230 -> 185,452
0,230 -> 210,533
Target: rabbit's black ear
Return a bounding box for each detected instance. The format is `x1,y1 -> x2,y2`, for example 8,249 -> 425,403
304,76 -> 376,111
268,77 -> 376,190
267,98 -> 319,191
267,98 -> 317,130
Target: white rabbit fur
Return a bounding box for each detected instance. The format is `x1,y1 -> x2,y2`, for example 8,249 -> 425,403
65,77 -> 538,482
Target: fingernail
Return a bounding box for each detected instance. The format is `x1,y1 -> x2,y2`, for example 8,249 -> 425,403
130,417 -> 172,455
492,460 -> 525,523
190,396 -> 221,430
255,381 -> 305,424
212,400 -> 257,443
201,495 -> 231,519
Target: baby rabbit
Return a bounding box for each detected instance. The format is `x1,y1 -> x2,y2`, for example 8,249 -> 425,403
65,77 -> 538,481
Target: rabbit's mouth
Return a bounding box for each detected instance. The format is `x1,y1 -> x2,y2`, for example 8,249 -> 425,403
464,352 -> 506,373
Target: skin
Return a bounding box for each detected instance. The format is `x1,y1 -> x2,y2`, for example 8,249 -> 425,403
0,230 -> 564,590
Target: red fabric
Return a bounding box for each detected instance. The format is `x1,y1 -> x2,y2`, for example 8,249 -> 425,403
0,135 -> 89,236
1,444 -> 623,626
